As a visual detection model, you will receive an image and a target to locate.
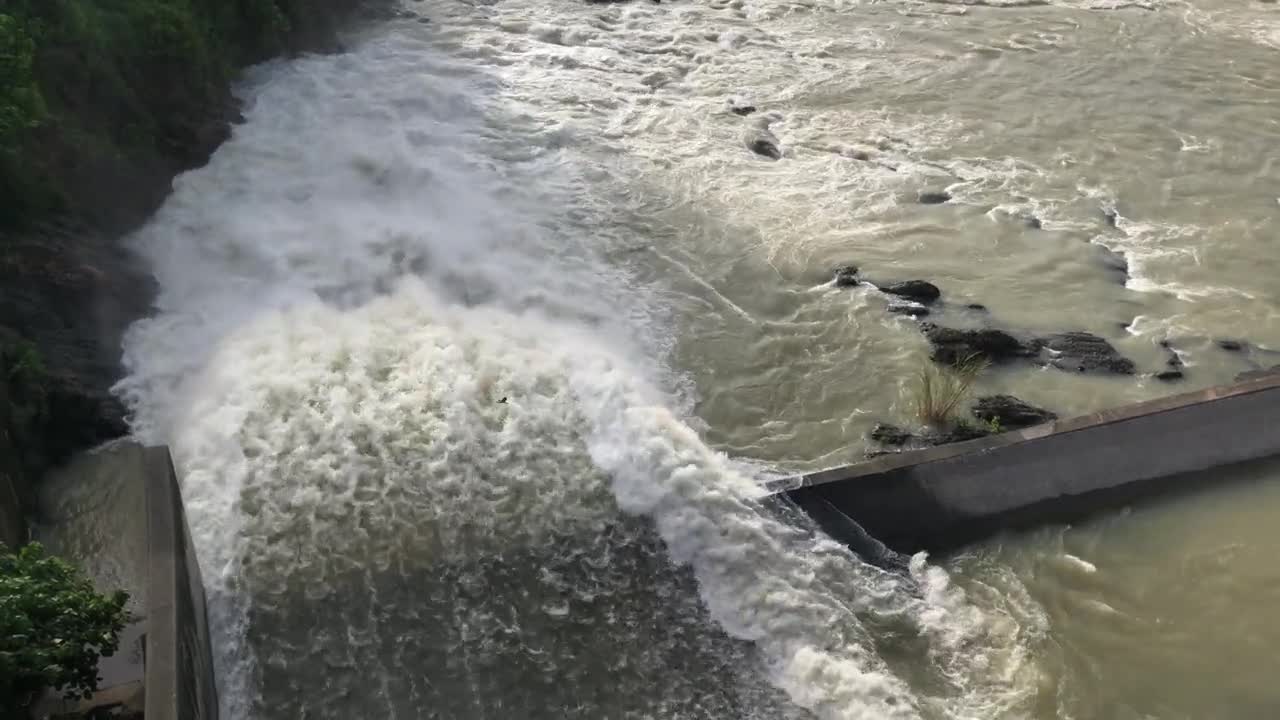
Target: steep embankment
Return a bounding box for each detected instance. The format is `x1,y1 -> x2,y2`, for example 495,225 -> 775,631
0,0 -> 380,526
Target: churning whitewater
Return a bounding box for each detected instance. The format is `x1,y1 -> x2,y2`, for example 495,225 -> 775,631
114,17 -> 1023,720
115,0 -> 1280,717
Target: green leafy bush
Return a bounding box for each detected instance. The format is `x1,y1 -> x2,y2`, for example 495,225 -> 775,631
0,542 -> 129,714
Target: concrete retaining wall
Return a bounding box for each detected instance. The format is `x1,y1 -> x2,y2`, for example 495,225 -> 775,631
783,371 -> 1280,554
144,445 -> 218,720
27,442 -> 217,719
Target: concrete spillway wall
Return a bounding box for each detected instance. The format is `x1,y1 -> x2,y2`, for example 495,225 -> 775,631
27,442 -> 217,719
783,371 -> 1280,555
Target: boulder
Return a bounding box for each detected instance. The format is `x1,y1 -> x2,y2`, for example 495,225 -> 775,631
730,104 -> 757,116
1217,339 -> 1245,352
749,138 -> 781,160
918,191 -> 952,205
921,324 -> 1036,366
886,301 -> 930,318
1040,332 -> 1136,375
881,280 -> 941,304
870,423 -> 913,446
971,395 -> 1057,430
1155,370 -> 1185,382
832,265 -> 860,287
1092,245 -> 1129,281
1024,215 -> 1043,230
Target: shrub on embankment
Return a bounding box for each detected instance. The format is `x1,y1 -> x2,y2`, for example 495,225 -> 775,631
0,0 -> 377,521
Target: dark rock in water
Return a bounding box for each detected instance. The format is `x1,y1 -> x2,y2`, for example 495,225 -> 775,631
886,301 -> 930,318
1024,215 -> 1043,230
1040,331 -> 1136,375
928,422 -> 991,445
870,423 -> 913,447
749,138 -> 781,160
1102,207 -> 1119,227
730,104 -> 757,116
847,150 -> 871,161
882,280 -> 941,304
972,395 -> 1057,430
1217,339 -> 1245,352
1092,245 -> 1129,281
921,324 -> 1035,366
833,265 -> 860,287
918,191 -> 952,205
966,303 -> 988,312
1155,369 -> 1185,382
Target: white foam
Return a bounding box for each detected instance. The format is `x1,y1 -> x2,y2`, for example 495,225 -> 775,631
110,17 -> 1035,720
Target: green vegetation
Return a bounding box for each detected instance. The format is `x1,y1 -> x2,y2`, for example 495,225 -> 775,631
0,542 -> 129,714
2,340 -> 51,486
0,0 -> 365,229
912,353 -> 988,427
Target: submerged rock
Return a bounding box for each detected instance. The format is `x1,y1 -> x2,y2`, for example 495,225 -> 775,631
921,324 -> 1035,366
918,191 -> 952,205
887,301 -> 930,318
1155,369 -> 1185,382
832,265 -> 860,287
1217,339 -> 1245,352
882,280 -> 941,304
749,138 -> 781,160
730,104 -> 757,116
1102,207 -> 1119,227
1040,332 -> 1136,375
972,395 -> 1057,430
1092,245 -> 1129,281
1024,215 -> 1043,230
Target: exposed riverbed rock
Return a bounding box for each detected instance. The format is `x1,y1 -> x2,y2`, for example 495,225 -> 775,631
971,395 -> 1057,430
870,423 -> 913,446
749,137 -> 782,160
886,301 -> 930,318
881,280 -> 941,304
1154,370 -> 1185,382
918,191 -> 952,205
832,265 -> 861,287
921,324 -> 1036,366
730,104 -> 758,116
868,421 -> 991,450
1041,331 -> 1136,375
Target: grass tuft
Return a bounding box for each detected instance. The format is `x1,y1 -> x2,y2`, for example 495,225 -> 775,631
912,353 -> 988,428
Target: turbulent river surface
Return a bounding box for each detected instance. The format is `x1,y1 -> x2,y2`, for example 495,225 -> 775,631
115,0 -> 1280,718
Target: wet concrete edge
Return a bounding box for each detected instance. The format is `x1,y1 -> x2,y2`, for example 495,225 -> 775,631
778,371 -> 1280,554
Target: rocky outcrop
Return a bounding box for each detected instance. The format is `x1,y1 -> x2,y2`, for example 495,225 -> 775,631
749,137 -> 781,160
1041,332 -> 1135,375
921,324 -> 1036,366
832,265 -> 860,287
971,395 -> 1057,430
881,280 -> 941,304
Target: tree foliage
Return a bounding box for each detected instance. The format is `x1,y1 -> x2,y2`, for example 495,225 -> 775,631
0,542 -> 129,714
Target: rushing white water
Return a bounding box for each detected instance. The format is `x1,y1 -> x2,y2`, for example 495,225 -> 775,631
116,0 -> 1280,717
113,17 -> 1027,720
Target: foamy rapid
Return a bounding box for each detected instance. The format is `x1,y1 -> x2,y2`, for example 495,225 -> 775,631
112,14 -> 1036,720
114,0 -> 1280,717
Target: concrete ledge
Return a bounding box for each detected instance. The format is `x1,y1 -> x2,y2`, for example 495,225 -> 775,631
781,371 -> 1280,554
145,445 -> 218,720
